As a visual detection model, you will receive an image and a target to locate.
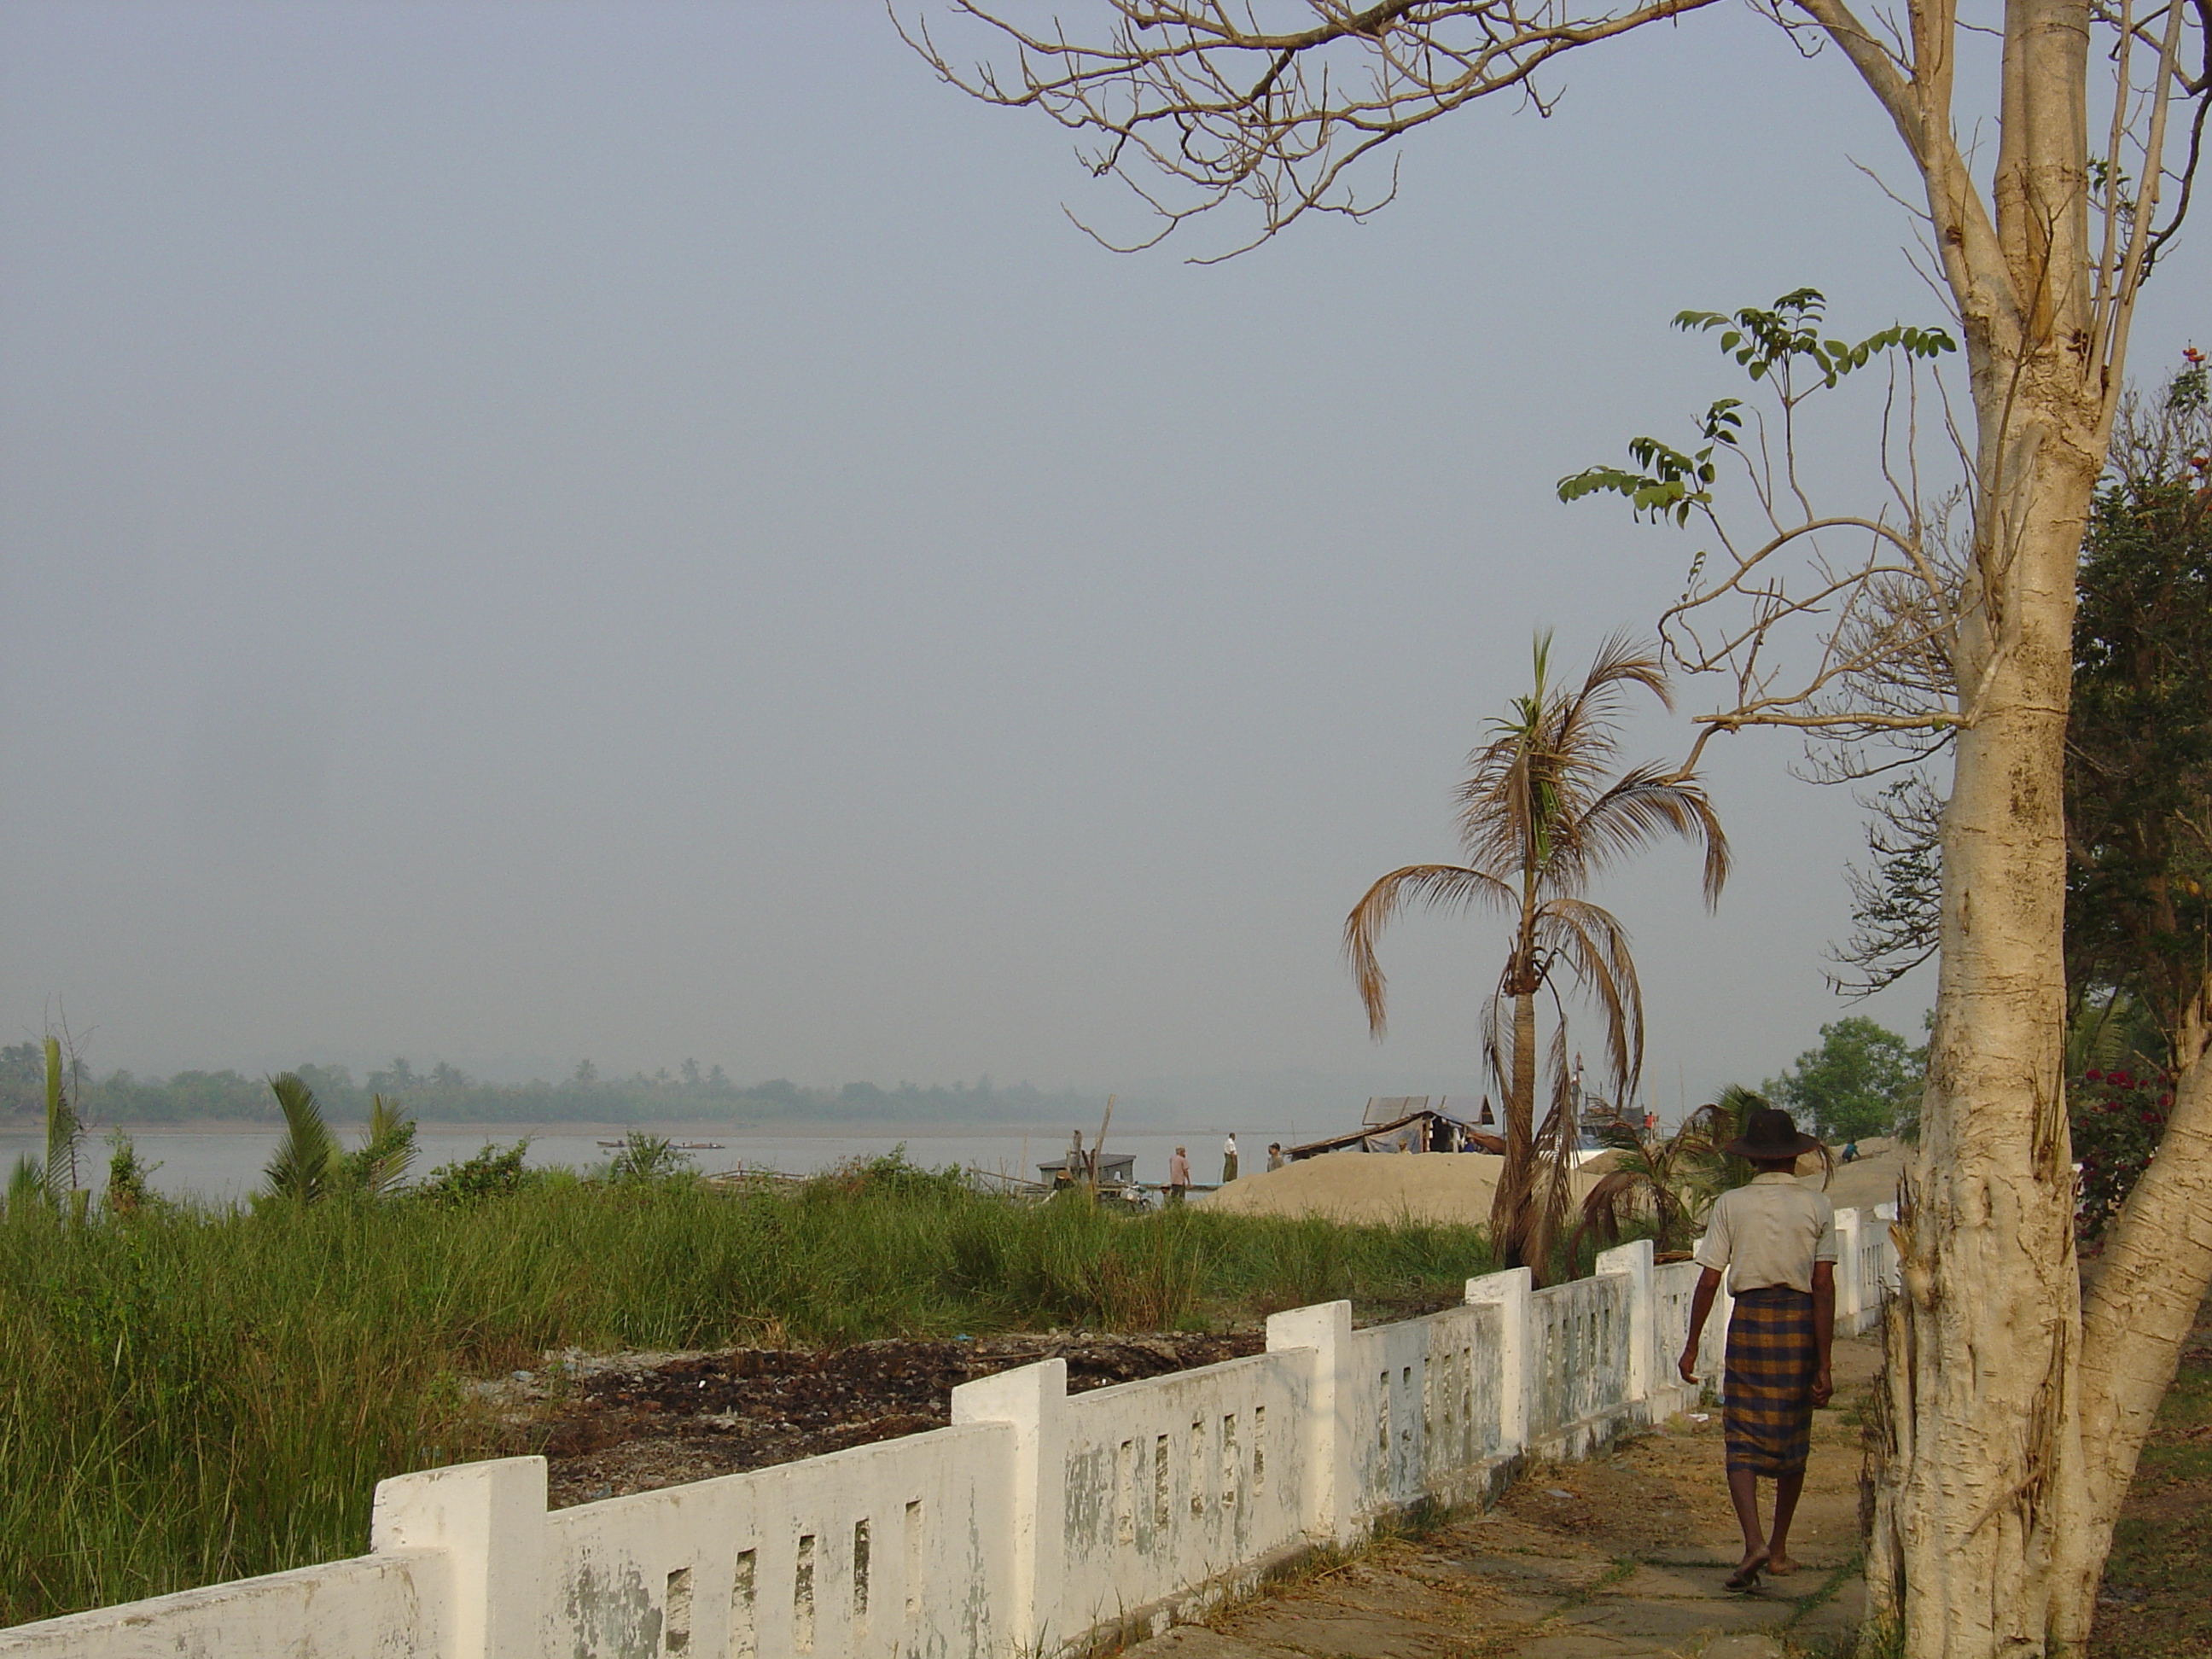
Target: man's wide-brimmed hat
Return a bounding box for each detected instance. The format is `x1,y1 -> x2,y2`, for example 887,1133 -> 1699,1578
1724,1105 -> 1821,1161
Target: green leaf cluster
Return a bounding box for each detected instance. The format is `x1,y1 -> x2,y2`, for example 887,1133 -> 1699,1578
1673,287 -> 1953,387
1556,419 -> 1735,526
1556,288 -> 1955,528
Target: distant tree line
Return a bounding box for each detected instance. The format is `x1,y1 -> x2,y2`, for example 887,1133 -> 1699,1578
0,1046 -> 1107,1126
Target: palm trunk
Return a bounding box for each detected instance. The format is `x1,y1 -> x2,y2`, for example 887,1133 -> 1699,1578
1491,987 -> 1539,1269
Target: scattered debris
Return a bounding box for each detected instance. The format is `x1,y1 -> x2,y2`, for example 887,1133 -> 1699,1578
474,1331 -> 1265,1508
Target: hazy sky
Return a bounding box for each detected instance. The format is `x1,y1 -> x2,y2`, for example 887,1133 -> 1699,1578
3,3 -> 2201,1117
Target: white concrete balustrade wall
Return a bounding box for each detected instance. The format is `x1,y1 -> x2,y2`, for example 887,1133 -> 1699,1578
0,1210 -> 1898,1659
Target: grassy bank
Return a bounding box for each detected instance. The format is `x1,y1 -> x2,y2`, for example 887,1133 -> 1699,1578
0,1162 -> 1497,1626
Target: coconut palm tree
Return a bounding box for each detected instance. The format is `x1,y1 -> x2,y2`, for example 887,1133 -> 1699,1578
1345,632 -> 1728,1273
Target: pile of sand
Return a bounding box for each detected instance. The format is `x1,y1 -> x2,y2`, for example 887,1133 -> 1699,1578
1818,1137 -> 1907,1212
1193,1150 -> 1603,1228
1195,1138 -> 1908,1229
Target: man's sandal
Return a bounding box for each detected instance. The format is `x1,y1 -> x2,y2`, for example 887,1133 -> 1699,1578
1724,1555 -> 1767,1592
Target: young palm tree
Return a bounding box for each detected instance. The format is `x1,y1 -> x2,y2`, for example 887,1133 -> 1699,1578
263,1073 -> 335,1204
1575,1100 -> 1733,1257
42,1035 -> 80,1207
1345,632 -> 1728,1273
341,1093 -> 419,1198
1575,1086 -> 1831,1256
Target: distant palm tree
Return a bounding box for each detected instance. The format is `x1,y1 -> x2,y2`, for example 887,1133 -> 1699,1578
1345,632 -> 1729,1273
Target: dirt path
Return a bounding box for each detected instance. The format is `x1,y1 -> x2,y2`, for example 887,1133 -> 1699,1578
1127,1334 -> 1884,1659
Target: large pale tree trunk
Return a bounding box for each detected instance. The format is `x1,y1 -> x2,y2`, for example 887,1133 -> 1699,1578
1848,0 -> 2195,1643
1869,431 -> 2097,1653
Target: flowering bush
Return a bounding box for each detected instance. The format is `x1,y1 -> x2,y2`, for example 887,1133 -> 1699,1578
2070,1065 -> 2174,1238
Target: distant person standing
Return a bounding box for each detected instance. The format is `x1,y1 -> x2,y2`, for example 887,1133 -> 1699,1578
1167,1146 -> 1190,1205
1266,1142 -> 1285,1172
1677,1105 -> 1837,1592
1221,1134 -> 1239,1184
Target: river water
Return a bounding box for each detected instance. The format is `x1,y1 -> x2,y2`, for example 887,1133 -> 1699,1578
0,1123 -> 1302,1206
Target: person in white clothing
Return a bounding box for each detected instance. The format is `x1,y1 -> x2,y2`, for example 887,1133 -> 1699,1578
1678,1104 -> 1837,1592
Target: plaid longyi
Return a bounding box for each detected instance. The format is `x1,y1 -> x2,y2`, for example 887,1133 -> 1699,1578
1722,1286 -> 1817,1477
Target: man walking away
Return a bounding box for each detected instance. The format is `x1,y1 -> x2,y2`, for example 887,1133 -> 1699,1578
1221,1133 -> 1238,1184
1676,1104 -> 1836,1592
1167,1146 -> 1190,1205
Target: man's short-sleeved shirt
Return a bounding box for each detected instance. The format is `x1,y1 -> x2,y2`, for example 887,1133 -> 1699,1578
1694,1172 -> 1839,1295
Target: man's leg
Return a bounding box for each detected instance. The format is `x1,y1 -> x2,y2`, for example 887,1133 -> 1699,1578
1765,1471 -> 1806,1573
1725,1467 -> 1767,1574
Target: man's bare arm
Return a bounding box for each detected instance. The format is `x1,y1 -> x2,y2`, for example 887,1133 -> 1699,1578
1679,1266 -> 1724,1384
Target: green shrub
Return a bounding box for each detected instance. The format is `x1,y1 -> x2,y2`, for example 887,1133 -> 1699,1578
412,1140 -> 534,1204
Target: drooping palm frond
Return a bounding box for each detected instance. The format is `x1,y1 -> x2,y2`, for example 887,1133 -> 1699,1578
2065,987 -> 2167,1079
1535,896 -> 1644,1103
264,1073 -> 335,1204
1545,632 -> 1673,800
1558,765 -> 1732,905
1343,863 -> 1516,1036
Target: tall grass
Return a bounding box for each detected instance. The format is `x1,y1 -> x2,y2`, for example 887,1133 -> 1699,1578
0,1171 -> 1494,1626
